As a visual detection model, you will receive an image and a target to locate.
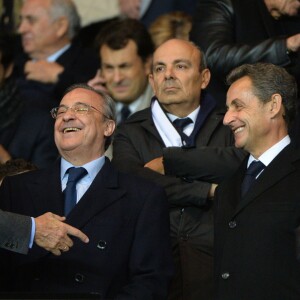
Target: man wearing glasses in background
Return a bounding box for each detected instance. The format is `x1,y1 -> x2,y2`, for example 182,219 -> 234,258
0,83 -> 173,299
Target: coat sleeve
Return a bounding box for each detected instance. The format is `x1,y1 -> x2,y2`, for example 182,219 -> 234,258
113,125 -> 217,208
163,146 -> 247,182
0,179 -> 31,254
190,0 -> 291,77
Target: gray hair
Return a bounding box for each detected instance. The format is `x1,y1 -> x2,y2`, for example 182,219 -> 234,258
226,63 -> 298,128
48,0 -> 81,39
63,83 -> 116,149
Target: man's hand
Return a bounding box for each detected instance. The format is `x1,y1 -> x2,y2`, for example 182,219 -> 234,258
87,69 -> 109,93
144,157 -> 165,174
24,60 -> 64,83
34,212 -> 89,256
287,33 -> 300,53
0,144 -> 11,163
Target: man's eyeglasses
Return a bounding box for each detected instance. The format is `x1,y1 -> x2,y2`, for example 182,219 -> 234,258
50,102 -> 109,119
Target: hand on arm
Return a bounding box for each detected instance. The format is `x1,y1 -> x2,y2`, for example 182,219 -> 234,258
34,212 -> 89,256
286,33 -> 300,53
144,157 -> 165,175
24,61 -> 64,84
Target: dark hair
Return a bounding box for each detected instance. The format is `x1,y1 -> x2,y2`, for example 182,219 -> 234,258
63,83 -> 116,150
95,18 -> 154,63
226,63 -> 298,128
0,33 -> 15,70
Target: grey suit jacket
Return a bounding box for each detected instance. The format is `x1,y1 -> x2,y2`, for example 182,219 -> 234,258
0,210 -> 31,254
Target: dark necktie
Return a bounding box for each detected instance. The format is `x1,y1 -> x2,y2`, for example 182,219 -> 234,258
173,117 -> 193,143
64,167 -> 87,216
120,105 -> 131,123
241,160 -> 265,197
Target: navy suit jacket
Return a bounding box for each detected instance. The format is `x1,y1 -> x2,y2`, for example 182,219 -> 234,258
0,159 -> 174,299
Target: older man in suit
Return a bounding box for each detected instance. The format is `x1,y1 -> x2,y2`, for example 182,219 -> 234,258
214,63 -> 300,300
0,84 -> 173,298
112,39 -> 245,300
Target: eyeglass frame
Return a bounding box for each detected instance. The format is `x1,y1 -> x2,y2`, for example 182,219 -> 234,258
50,102 -> 110,120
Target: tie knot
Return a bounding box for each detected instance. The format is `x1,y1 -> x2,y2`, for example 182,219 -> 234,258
67,167 -> 87,183
173,117 -> 193,131
246,161 -> 265,177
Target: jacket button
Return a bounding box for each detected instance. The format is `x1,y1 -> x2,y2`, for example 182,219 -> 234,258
228,221 -> 237,228
97,240 -> 107,250
221,272 -> 230,280
74,273 -> 85,283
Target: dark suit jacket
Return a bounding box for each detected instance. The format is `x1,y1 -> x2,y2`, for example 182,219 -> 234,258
0,159 -> 173,299
112,101 -> 245,299
13,40 -> 99,111
214,145 -> 300,300
0,210 -> 31,255
190,0 -> 300,106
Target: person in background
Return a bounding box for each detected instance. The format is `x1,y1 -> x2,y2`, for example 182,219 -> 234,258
0,83 -> 173,298
112,39 -> 245,300
149,11 -> 192,48
0,33 -> 58,168
214,63 -> 300,300
13,0 -> 99,112
190,0 -> 300,108
88,18 -> 154,125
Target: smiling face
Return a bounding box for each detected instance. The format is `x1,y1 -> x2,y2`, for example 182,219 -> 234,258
149,39 -> 210,117
223,76 -> 284,157
54,88 -> 115,165
100,40 -> 151,104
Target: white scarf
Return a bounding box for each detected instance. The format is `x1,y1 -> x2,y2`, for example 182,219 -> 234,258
151,99 -> 183,147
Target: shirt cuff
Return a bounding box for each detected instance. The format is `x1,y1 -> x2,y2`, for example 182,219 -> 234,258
29,217 -> 35,248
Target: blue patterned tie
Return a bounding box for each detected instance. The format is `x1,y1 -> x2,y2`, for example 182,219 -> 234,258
64,167 -> 87,216
241,161 -> 265,197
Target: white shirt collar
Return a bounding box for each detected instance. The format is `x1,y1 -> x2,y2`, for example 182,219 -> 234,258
248,135 -> 291,167
47,44 -> 71,62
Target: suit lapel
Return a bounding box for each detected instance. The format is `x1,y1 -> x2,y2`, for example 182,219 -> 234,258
234,145 -> 300,215
26,161 -> 64,216
66,160 -> 126,229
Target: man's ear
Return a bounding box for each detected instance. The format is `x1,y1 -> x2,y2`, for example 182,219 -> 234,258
55,16 -> 69,38
104,120 -> 116,138
270,94 -> 283,119
200,68 -> 211,89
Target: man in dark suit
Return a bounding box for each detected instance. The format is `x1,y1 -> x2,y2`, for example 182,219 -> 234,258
14,0 -> 99,111
112,39 -> 245,300
214,63 -> 300,300
0,83 -> 173,299
190,0 -> 300,107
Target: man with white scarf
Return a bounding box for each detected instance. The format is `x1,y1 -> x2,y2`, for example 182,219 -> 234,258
112,38 -> 246,300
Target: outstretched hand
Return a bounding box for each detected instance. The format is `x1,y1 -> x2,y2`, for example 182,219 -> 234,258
34,212 -> 89,256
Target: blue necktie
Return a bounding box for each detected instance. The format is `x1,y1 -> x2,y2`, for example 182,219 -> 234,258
64,167 -> 87,216
241,161 -> 265,197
